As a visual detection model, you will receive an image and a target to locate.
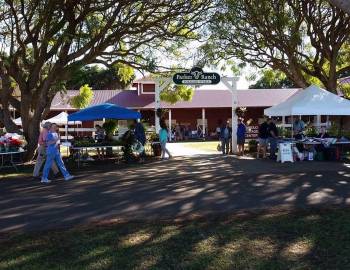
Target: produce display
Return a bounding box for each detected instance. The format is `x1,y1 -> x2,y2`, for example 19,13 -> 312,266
0,133 -> 27,152
72,137 -> 123,147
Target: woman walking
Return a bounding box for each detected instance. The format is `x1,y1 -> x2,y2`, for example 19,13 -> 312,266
33,122 -> 59,178
41,123 -> 74,183
159,120 -> 172,160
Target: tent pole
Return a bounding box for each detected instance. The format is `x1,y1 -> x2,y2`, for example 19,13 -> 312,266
291,115 -> 294,138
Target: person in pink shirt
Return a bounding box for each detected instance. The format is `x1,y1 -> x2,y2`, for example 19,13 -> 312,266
33,122 -> 59,178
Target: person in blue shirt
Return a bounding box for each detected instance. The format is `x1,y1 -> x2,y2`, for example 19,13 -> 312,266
237,118 -> 246,156
159,120 -> 172,160
41,123 -> 74,183
134,120 -> 146,146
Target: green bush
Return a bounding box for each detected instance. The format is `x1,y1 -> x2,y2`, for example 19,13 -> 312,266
103,120 -> 118,139
248,139 -> 257,152
277,127 -> 292,138
305,126 -> 318,137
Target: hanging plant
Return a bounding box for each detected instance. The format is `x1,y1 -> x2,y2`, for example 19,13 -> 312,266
156,108 -> 168,119
235,107 -> 247,118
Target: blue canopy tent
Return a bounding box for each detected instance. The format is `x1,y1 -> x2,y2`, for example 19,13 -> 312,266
68,103 -> 141,121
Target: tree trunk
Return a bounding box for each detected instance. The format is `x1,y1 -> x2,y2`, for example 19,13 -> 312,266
22,114 -> 41,162
20,94 -> 42,161
328,0 -> 350,14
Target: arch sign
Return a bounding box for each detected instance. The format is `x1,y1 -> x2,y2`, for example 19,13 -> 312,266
173,67 -> 221,85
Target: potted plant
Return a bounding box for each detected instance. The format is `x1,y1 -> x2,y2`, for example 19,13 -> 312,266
235,107 -> 247,118
248,139 -> 258,153
102,119 -> 118,140
305,126 -> 318,137
103,120 -> 118,156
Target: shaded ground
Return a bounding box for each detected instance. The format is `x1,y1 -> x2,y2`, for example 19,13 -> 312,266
1,155 -> 350,233
1,209 -> 350,270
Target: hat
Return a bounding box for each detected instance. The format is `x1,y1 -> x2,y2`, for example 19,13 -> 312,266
42,121 -> 52,128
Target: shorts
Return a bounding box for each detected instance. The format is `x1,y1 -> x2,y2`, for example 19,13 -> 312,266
237,137 -> 245,145
258,138 -> 268,146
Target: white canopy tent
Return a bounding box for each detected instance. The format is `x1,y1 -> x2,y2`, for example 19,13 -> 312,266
264,85 -> 350,116
44,112 -> 82,125
12,112 -> 82,126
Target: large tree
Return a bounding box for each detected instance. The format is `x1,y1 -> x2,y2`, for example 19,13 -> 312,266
0,0 -> 213,159
204,0 -> 350,93
249,69 -> 296,89
66,63 -> 135,90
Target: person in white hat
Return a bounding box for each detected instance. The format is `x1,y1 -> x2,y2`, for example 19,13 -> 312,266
33,122 -> 59,178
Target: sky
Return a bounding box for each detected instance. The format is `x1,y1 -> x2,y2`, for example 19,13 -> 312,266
134,40 -> 256,90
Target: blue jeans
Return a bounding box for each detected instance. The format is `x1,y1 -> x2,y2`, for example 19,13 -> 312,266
42,149 -> 71,179
269,137 -> 277,158
221,138 -> 230,154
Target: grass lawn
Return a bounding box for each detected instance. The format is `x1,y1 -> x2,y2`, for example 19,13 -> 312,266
179,141 -> 220,153
1,209 -> 350,270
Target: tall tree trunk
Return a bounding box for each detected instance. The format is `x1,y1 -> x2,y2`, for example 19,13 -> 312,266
20,94 -> 43,161
328,0 -> 350,14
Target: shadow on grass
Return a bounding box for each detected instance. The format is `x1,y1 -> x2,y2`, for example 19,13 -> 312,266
1,209 -> 350,270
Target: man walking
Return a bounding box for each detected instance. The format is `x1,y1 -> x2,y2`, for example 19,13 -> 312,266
33,122 -> 59,178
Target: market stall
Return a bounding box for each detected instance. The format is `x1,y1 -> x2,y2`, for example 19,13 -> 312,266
46,112 -> 82,125
45,112 -> 82,140
264,85 -> 350,162
0,133 -> 27,171
67,103 -> 141,165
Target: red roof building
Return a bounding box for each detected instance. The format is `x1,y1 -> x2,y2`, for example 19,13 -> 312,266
50,80 -> 300,137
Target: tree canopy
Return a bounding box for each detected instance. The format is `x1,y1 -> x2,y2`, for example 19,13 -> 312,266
203,0 -> 350,93
160,85 -> 194,104
0,0 -> 214,159
249,69 -> 296,89
66,63 -> 135,90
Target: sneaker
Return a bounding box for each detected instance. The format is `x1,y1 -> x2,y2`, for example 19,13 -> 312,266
64,175 -> 74,181
41,178 -> 51,184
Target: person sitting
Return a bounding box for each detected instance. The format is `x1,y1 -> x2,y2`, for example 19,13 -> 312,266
316,127 -> 329,139
315,127 -> 330,157
95,125 -> 105,160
